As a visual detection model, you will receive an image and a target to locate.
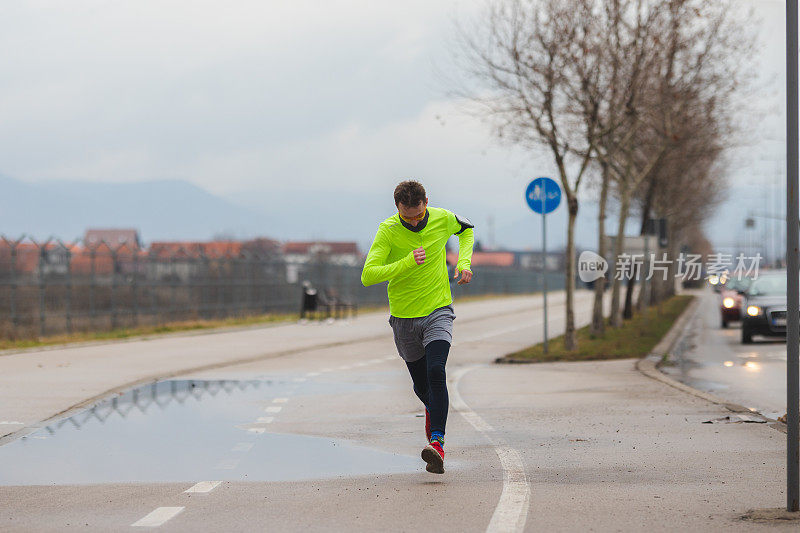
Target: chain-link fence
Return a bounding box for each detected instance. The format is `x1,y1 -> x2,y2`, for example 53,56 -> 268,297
0,236 -> 564,340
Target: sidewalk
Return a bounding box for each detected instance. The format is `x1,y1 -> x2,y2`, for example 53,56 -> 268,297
448,291 -> 796,530
456,356 -> 792,531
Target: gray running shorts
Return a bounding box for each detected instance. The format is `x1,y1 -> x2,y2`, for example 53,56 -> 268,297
388,305 -> 456,362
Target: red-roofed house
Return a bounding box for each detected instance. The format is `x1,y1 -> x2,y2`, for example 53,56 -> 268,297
84,229 -> 142,250
0,242 -> 73,275
149,241 -> 244,259
447,251 -> 515,268
446,250 -> 565,271
282,241 -> 361,267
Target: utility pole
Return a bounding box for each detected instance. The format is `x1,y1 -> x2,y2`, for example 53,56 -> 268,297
785,0 -> 799,512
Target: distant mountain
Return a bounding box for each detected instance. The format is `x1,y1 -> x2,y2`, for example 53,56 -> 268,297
0,175 -> 277,243
0,173 -> 734,252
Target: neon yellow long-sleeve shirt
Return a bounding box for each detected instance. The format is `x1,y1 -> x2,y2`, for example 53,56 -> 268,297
361,206 -> 474,318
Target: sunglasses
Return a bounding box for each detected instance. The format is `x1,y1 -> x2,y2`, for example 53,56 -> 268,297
399,209 -> 427,222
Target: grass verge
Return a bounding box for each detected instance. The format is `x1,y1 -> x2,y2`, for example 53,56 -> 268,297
497,294 -> 694,364
0,312 -> 307,352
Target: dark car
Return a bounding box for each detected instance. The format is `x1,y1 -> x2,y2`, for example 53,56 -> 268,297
719,277 -> 751,328
741,272 -> 787,344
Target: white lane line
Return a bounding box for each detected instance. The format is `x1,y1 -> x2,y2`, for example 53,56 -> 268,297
369,358 -> 383,364
131,507 -> 184,527
184,481 -> 221,493
458,322 -> 539,344
450,365 -> 529,533
214,459 -> 240,470
257,416 -> 275,423
272,398 -> 289,403
355,362 -> 369,367
248,428 -> 266,434
0,421 -> 24,425
306,372 -> 321,377
384,355 -> 395,361
264,406 -> 282,413
231,443 -> 254,452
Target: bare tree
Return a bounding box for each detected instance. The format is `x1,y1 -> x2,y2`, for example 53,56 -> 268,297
457,0 -> 751,348
621,0 -> 753,314
458,0 -> 605,350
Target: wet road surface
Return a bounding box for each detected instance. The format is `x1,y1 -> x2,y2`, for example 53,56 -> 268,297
0,292 -> 600,532
662,288 -> 788,417
0,378 -> 420,486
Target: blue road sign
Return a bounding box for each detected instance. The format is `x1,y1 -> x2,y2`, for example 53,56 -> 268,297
526,177 -> 561,214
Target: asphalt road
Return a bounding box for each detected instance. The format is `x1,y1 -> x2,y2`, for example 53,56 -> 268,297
0,290 -> 600,532
662,288 -> 788,418
2,289 -> 794,532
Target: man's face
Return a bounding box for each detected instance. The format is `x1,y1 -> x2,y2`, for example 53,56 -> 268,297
397,199 -> 428,227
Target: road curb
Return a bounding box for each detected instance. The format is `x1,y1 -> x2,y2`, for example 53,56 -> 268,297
635,294 -> 770,419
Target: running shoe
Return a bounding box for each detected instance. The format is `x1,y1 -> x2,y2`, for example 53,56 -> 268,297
425,408 -> 431,442
421,437 -> 444,474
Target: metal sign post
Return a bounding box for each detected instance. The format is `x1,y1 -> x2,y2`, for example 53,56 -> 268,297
786,0 -> 799,512
526,177 -> 562,355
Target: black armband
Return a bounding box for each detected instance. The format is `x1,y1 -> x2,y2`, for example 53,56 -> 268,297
455,213 -> 474,235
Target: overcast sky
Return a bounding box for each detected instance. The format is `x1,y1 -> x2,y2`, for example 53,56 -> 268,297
0,0 -> 788,250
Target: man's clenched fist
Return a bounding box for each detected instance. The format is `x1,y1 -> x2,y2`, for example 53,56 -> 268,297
454,268 -> 472,285
413,247 -> 426,265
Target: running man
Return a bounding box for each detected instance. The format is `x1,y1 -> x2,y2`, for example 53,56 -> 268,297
361,180 -> 474,474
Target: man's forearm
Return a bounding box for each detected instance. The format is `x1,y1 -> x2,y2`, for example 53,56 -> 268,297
361,252 -> 417,286
456,228 -> 474,271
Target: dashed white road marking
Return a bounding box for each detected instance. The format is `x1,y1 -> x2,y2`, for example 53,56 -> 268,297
184,481 -> 221,493
247,427 -> 266,434
292,377 -> 307,382
214,459 -> 240,470
264,406 -> 282,413
231,443 -> 254,452
257,416 -> 275,423
369,358 -> 383,364
0,421 -> 24,425
355,362 -> 369,367
384,355 -> 395,361
450,365 -> 529,533
306,372 -> 321,377
131,507 -> 184,527
272,398 -> 289,403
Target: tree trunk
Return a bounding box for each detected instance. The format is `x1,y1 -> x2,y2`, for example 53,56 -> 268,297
564,195 -> 579,351
665,220 -> 680,297
591,164 -> 610,336
623,178 -> 657,318
636,249 -> 648,312
623,267 -> 636,319
610,187 -> 630,327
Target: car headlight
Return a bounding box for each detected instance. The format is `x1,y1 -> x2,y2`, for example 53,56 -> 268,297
723,297 -> 735,309
746,305 -> 761,317
709,275 -> 719,285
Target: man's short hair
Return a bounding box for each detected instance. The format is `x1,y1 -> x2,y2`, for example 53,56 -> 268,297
394,180 -> 426,207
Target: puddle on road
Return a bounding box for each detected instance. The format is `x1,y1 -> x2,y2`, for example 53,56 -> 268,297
0,378 -> 419,486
